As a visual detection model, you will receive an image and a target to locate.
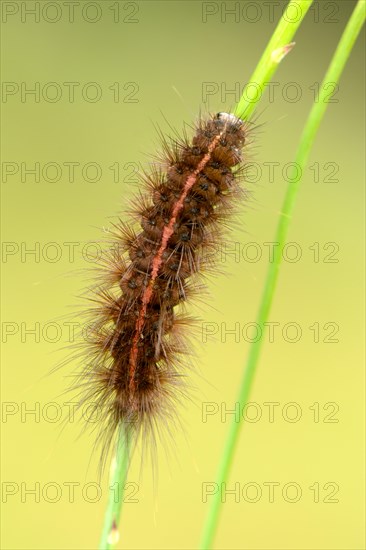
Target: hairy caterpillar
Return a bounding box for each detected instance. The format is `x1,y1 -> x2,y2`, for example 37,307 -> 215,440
73,111 -> 252,465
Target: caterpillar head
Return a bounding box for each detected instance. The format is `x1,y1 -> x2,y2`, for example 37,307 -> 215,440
216,112 -> 243,126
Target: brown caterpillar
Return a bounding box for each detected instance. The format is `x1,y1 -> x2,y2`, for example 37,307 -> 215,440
74,111 -> 252,464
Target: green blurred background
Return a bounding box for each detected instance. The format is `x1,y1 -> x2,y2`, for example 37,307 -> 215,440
1,1 -> 365,548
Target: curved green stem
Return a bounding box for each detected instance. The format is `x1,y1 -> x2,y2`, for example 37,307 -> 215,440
99,428 -> 131,550
97,2 -> 311,547
199,1 -> 365,548
234,0 -> 314,120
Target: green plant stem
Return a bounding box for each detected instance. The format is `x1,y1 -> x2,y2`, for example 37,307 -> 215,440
199,1 -> 365,549
234,0 -> 313,120
99,427 -> 130,550
99,0 -> 313,550
98,1 -> 313,548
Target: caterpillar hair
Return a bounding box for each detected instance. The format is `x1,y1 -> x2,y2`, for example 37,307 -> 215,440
69,111 -> 254,469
